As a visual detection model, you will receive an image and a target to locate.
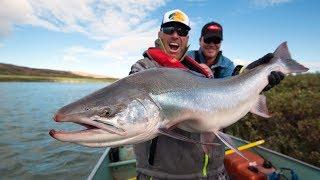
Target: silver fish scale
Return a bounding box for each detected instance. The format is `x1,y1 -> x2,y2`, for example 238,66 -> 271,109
124,68 -> 229,94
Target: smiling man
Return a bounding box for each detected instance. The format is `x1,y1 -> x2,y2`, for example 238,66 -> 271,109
157,11 -> 190,60
188,22 -> 235,78
128,9 -> 228,180
129,9 -> 195,74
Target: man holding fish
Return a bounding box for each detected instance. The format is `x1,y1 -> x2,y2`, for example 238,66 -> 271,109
50,9 -> 308,180
129,9 -> 284,180
188,21 -> 285,91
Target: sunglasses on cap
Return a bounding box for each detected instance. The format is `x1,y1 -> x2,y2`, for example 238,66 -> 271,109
161,26 -> 189,37
203,38 -> 221,44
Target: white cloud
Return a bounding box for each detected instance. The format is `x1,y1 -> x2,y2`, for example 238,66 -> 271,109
233,58 -> 250,67
63,46 -> 90,63
0,0 -> 167,40
62,27 -> 158,78
303,60 -> 320,73
0,0 -> 34,36
251,0 -> 292,7
0,43 -> 4,48
0,0 -> 168,77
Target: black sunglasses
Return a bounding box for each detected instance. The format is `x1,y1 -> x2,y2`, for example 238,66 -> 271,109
162,27 -> 189,37
204,38 -> 221,44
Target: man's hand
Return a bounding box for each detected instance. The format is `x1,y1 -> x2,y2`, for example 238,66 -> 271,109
264,71 -> 285,91
199,64 -> 213,78
246,53 -> 285,91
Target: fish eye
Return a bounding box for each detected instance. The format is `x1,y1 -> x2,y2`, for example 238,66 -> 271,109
98,107 -> 112,117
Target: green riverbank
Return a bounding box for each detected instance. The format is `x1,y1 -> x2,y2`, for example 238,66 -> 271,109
0,75 -> 117,83
226,73 -> 320,167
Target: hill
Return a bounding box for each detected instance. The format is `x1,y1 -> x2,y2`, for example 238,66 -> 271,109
0,63 -> 118,82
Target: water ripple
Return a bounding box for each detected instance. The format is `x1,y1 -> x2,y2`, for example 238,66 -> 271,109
0,82 -> 108,179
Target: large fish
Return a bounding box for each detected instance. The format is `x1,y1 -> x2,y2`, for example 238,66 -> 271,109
50,42 -> 308,160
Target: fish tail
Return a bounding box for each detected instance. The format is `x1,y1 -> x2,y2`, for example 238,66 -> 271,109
272,42 -> 309,74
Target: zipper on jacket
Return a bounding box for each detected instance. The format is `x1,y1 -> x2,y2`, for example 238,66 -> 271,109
202,153 -> 209,177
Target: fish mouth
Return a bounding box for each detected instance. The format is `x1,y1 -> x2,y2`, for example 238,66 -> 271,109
50,112 -> 126,142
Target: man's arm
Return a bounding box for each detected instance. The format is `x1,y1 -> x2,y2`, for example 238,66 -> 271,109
246,53 -> 285,91
129,58 -> 161,75
232,53 -> 285,91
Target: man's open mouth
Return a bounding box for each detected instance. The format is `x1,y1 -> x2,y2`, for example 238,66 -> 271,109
169,42 -> 180,52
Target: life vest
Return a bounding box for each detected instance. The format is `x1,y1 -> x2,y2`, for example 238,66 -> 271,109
146,47 -> 212,78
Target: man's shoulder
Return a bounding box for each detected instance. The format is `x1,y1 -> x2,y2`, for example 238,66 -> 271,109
135,56 -> 152,63
219,53 -> 232,62
219,54 -> 234,67
129,57 -> 161,75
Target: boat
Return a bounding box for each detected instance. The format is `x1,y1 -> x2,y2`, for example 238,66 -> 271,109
87,135 -> 320,180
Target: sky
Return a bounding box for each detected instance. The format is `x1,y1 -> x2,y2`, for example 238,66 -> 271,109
0,0 -> 319,78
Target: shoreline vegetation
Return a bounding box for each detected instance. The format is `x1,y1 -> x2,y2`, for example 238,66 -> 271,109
226,73 -> 320,167
0,63 -> 118,83
0,74 -> 117,83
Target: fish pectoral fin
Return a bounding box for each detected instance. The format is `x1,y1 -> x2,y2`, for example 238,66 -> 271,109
250,95 -> 271,118
158,127 -> 219,146
213,130 -> 250,162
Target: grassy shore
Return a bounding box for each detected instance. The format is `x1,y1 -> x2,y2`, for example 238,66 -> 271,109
226,73 -> 320,167
0,75 -> 118,83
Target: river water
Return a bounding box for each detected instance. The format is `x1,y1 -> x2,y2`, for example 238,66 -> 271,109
0,82 -> 110,179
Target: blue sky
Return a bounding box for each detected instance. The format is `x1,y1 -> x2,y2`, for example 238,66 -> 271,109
0,0 -> 319,78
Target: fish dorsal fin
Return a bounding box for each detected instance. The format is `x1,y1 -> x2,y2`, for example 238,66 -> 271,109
273,41 -> 292,60
158,127 -> 219,146
250,95 -> 271,118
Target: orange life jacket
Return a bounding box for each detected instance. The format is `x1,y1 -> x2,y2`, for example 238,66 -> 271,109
146,47 -> 211,78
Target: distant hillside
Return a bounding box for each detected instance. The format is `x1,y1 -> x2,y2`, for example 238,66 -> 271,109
0,63 -> 118,82
1,63 -> 92,78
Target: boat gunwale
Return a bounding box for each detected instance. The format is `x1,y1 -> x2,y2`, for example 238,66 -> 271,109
88,136 -> 320,179
87,147 -> 111,180
229,135 -> 320,171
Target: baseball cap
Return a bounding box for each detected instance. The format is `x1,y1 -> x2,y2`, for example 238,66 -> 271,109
201,22 -> 223,40
161,9 -> 191,30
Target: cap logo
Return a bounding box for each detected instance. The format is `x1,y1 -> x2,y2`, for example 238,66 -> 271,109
168,11 -> 186,22
207,25 -> 221,31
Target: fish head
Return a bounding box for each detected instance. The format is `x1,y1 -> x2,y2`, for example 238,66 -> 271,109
50,85 -> 162,147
